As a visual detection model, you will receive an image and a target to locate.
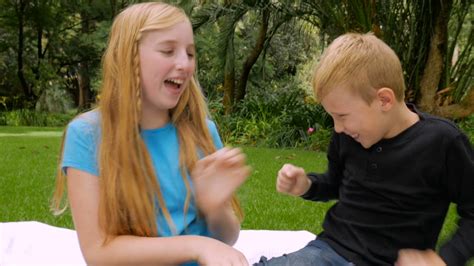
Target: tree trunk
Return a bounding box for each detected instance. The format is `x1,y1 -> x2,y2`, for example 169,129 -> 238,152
77,5 -> 93,110
221,0 -> 237,115
418,0 -> 452,113
434,88 -> 474,118
417,0 -> 471,119
77,62 -> 91,110
16,0 -> 31,101
235,8 -> 270,102
223,38 -> 236,115
109,0 -> 118,19
35,25 -> 43,80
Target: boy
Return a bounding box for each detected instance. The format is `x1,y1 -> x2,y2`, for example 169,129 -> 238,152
256,33 -> 474,265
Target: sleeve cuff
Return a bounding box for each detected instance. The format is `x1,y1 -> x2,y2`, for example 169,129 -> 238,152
300,173 -> 319,200
439,243 -> 467,266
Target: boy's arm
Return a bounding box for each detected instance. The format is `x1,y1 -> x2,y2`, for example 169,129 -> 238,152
439,134 -> 474,265
301,132 -> 343,201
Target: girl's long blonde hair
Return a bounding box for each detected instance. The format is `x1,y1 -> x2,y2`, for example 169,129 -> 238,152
52,2 -> 242,242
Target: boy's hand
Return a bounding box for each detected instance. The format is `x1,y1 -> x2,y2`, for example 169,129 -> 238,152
395,249 -> 446,266
192,147 -> 250,217
276,164 -> 311,196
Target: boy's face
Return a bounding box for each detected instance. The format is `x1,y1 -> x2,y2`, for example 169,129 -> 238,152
321,87 -> 388,149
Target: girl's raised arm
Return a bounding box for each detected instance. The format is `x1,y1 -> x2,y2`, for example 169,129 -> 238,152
67,167 -> 248,265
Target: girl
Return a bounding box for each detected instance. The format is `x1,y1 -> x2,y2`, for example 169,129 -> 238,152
51,2 -> 250,265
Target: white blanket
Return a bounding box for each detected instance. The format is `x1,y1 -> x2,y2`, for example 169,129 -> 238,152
0,221 -> 315,265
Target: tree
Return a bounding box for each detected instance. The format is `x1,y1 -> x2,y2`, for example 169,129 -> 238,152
13,0 -> 32,103
193,0 -> 301,114
0,0 -> 135,111
2,0 -> 63,106
301,0 -> 473,119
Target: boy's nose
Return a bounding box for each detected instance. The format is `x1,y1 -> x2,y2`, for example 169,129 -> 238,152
334,121 -> 344,133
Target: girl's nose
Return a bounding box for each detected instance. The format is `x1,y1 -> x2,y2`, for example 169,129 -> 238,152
176,51 -> 193,71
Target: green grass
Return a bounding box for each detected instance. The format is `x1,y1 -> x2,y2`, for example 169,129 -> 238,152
0,126 -> 72,228
0,126 -> 471,264
0,125 -> 64,133
239,147 -> 333,232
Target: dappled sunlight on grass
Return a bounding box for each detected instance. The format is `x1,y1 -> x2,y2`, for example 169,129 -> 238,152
0,131 -> 63,137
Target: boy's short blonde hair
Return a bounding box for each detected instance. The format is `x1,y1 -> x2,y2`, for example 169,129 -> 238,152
312,32 -> 406,104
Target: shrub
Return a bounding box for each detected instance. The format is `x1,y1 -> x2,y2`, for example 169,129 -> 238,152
210,85 -> 333,150
0,109 -> 75,127
35,84 -> 74,113
458,114 -> 474,143
304,126 -> 332,152
0,112 -> 6,125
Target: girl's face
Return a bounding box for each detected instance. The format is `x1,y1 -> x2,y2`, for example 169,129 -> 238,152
138,20 -> 196,124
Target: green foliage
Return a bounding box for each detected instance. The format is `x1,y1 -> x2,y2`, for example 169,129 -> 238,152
211,84 -> 332,150
1,0 -> 470,120
35,81 -> 75,113
195,23 -> 224,96
0,110 -> 75,127
447,1 -> 473,102
303,0 -> 473,113
216,114 -> 275,146
0,95 -> 26,110
0,0 -> 111,111
304,126 -> 332,152
458,114 -> 474,143
192,0 -> 321,109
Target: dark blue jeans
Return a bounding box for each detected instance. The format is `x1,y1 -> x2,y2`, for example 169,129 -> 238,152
253,239 -> 354,266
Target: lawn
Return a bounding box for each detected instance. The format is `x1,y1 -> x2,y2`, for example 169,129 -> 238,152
0,126 -> 332,232
0,126 -> 468,263
0,126 -> 73,228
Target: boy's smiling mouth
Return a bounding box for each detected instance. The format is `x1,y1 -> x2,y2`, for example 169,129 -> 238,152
349,133 -> 360,141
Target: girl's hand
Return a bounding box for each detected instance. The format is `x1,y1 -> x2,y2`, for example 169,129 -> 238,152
196,237 -> 249,265
191,147 -> 250,216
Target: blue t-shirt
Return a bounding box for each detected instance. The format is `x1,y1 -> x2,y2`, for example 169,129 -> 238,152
62,111 -> 224,253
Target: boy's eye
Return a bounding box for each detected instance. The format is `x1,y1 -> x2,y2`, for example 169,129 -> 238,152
332,114 -> 346,121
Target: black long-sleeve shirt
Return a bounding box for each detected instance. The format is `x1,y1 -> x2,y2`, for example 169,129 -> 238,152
302,106 -> 474,265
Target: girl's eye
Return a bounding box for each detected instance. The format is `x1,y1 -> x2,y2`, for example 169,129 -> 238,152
160,50 -> 173,55
187,52 -> 195,58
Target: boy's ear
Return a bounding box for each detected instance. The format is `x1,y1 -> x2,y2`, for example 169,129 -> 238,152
376,87 -> 395,111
